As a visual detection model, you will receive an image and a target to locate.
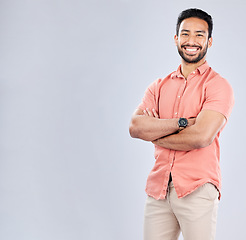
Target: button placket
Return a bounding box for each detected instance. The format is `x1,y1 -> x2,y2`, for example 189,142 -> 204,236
173,79 -> 187,118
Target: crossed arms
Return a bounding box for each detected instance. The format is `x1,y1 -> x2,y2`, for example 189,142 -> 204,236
129,108 -> 226,151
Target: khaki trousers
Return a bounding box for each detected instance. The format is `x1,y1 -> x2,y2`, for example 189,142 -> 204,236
144,182 -> 219,240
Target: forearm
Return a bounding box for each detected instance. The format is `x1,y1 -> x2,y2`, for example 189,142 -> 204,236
152,110 -> 226,151
129,115 -> 179,141
152,125 -> 211,151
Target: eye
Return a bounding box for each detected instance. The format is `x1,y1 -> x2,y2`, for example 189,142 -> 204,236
181,33 -> 189,36
197,34 -> 204,37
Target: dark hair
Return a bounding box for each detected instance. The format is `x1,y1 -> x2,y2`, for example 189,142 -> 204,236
176,8 -> 213,38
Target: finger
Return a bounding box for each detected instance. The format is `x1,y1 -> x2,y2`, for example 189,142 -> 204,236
143,110 -> 148,116
146,108 -> 153,117
152,109 -> 159,118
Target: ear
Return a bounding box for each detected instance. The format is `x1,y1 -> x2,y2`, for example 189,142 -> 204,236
208,37 -> 213,48
174,35 -> 178,46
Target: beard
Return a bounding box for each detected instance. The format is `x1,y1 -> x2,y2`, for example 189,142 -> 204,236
177,43 -> 208,64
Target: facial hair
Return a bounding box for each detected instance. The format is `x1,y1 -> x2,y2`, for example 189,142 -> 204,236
177,42 -> 209,64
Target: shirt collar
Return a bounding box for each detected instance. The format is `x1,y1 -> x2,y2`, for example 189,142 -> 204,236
171,61 -> 210,79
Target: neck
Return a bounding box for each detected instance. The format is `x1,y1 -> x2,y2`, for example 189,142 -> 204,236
181,58 -> 206,79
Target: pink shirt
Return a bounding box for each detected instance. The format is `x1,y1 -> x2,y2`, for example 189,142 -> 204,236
138,62 -> 234,200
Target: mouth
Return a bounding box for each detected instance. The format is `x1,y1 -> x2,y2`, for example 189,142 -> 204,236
182,46 -> 201,55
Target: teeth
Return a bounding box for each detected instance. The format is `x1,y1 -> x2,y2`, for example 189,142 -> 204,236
186,48 -> 198,52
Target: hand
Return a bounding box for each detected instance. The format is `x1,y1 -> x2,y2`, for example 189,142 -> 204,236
143,108 -> 159,118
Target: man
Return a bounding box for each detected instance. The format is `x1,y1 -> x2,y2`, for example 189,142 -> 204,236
129,8 -> 234,240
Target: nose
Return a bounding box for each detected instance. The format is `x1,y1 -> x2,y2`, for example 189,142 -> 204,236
186,35 -> 197,45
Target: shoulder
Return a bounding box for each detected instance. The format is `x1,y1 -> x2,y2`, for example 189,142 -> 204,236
205,68 -> 233,92
147,72 -> 175,90
203,66 -> 234,105
201,68 -> 234,119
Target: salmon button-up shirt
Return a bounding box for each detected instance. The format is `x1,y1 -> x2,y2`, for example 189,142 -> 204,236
138,62 -> 234,200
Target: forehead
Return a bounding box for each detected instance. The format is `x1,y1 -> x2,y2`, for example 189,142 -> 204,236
179,17 -> 209,34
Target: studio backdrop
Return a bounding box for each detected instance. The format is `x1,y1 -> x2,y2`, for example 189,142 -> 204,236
0,0 -> 244,240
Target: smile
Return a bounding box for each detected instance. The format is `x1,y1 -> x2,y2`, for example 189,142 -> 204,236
183,46 -> 201,55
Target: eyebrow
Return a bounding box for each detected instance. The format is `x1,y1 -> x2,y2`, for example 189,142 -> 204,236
181,29 -> 206,34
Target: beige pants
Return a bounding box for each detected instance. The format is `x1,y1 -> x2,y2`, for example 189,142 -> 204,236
144,182 -> 219,240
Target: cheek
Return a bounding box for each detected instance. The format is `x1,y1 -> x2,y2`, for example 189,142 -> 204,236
176,39 -> 184,47
200,41 -> 207,48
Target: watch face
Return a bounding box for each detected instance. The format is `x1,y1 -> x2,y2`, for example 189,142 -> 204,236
179,118 -> 188,127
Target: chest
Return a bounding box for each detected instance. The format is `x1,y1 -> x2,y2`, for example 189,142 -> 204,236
158,77 -> 206,119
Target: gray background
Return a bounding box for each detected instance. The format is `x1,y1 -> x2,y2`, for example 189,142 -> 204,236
0,0 -> 244,239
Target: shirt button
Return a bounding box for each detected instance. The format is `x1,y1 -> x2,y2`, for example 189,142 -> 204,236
192,71 -> 196,74
178,96 -> 180,98
175,112 -> 178,115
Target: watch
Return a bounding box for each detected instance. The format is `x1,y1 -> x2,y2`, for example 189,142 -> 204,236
178,117 -> 188,130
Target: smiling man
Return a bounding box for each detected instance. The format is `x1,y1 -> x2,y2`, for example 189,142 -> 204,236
129,8 -> 234,240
